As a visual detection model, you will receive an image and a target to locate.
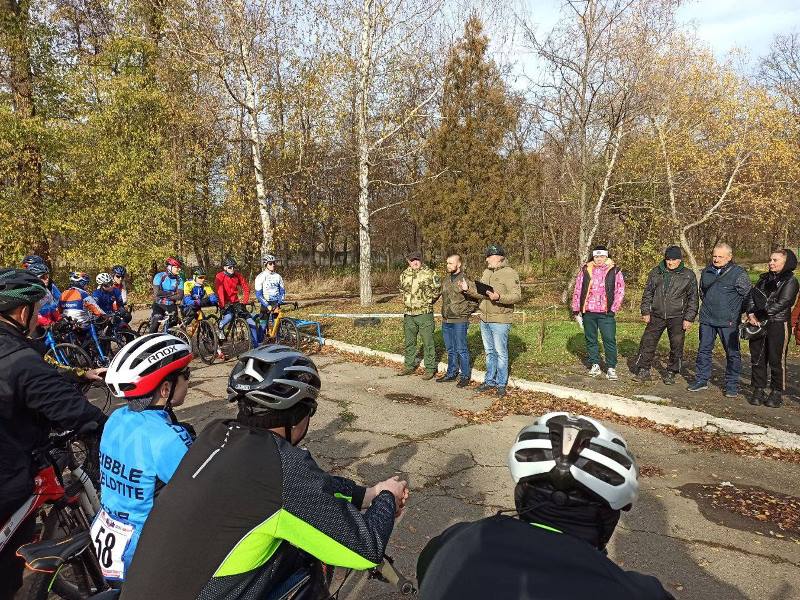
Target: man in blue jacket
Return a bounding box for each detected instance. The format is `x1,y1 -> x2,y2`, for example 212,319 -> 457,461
687,244 -> 751,397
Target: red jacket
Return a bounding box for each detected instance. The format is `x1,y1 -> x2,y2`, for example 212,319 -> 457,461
215,271 -> 250,308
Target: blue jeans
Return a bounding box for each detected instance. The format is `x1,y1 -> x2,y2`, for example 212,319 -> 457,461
695,323 -> 741,391
480,321 -> 511,386
442,322 -> 471,379
219,312 -> 259,345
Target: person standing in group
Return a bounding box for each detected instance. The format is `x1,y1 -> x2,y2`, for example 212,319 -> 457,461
148,257 -> 184,333
459,244 -> 522,398
254,254 -> 286,340
633,246 -> 699,385
437,254 -> 479,387
215,258 -> 257,344
687,243 -> 751,397
571,246 -> 625,381
398,251 -> 442,380
744,248 -> 799,408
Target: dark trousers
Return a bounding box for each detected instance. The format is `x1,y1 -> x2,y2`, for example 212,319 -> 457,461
148,302 -> 179,333
636,316 -> 686,372
0,507 -> 36,600
695,323 -> 741,391
442,321 -> 470,379
583,312 -> 617,368
750,322 -> 791,391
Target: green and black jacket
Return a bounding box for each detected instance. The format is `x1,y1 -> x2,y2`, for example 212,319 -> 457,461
121,420 -> 396,600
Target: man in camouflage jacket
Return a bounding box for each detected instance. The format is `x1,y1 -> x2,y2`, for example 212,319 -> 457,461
398,251 -> 442,378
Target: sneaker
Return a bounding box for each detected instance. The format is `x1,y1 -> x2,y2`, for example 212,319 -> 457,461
588,364 -> 602,377
632,368 -> 651,382
496,386 -> 507,398
662,372 -> 676,385
216,349 -> 226,361
217,328 -> 226,341
724,389 -> 738,398
397,367 -> 415,376
456,378 -> 470,388
436,375 -> 458,383
764,390 -> 783,408
606,368 -> 618,381
476,383 -> 495,392
421,371 -> 436,381
748,387 -> 766,406
687,382 -> 708,392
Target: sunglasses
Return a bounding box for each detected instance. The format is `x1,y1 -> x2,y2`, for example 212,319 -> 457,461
266,262 -> 276,266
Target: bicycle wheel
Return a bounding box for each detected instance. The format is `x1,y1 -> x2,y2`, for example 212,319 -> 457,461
195,319 -> 219,364
167,326 -> 191,347
45,343 -> 93,370
277,318 -> 300,350
224,318 -> 252,357
299,332 -> 323,355
115,328 -> 137,347
136,321 -> 151,336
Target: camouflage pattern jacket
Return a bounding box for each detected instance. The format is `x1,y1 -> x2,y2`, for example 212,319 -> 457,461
399,265 -> 442,315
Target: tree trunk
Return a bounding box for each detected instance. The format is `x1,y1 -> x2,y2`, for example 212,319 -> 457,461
356,0 -> 376,306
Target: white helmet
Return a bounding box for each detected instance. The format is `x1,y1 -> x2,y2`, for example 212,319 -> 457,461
96,272 -> 113,286
508,412 -> 639,510
262,254 -> 277,264
106,333 -> 192,403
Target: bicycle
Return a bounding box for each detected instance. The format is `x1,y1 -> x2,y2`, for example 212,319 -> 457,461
177,304 -> 221,364
55,315 -> 123,368
8,419 -> 109,600
41,321 -> 94,370
137,309 -> 191,347
255,301 -> 301,350
217,302 -> 256,358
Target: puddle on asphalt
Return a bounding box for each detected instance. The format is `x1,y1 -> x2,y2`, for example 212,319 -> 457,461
679,482 -> 799,541
385,392 -> 431,405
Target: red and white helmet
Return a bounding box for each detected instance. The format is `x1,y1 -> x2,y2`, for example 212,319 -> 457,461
106,333 -> 192,399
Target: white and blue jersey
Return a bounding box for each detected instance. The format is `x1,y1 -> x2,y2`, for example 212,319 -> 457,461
95,406 -> 192,579
152,272 -> 184,306
254,271 -> 285,307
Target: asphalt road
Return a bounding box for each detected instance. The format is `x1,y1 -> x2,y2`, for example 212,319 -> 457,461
166,352 -> 799,600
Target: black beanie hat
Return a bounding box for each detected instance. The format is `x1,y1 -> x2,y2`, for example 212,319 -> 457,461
664,246 -> 682,260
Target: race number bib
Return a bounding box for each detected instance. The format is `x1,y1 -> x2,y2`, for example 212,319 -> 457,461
90,509 -> 134,580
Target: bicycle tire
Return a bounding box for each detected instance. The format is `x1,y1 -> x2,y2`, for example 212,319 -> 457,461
224,318 -> 252,357
136,321 -> 150,336
167,327 -> 191,347
195,319 -> 219,364
277,318 -> 300,350
45,343 -> 93,370
299,332 -> 323,355
115,328 -> 137,347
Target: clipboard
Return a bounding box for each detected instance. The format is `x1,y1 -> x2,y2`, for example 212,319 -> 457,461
475,281 -> 495,296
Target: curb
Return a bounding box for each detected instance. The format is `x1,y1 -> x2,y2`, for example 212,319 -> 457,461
321,338 -> 800,451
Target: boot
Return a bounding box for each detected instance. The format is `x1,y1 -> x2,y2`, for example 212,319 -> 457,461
763,389 -> 783,408
396,367 -> 415,376
632,368 -> 651,382
662,371 -> 676,385
748,387 -> 766,406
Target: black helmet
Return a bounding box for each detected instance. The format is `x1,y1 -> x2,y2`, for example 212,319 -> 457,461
228,345 -> 320,410
192,266 -> 207,277
0,268 -> 48,312
222,257 -> 237,268
26,262 -> 50,277
112,265 -> 127,277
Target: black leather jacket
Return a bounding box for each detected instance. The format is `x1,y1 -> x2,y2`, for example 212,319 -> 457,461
640,262 -> 699,321
746,270 -> 800,323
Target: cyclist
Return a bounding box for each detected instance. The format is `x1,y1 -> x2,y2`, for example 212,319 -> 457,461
121,346 -> 408,600
416,412 -> 674,599
181,267 -> 218,324
93,333 -> 194,581
94,272 -> 126,314
111,265 -> 129,304
148,257 -> 184,334
26,261 -> 61,327
215,257 -> 256,342
254,254 -> 285,337
21,254 -> 44,269
0,268 -> 106,599
59,271 -> 106,329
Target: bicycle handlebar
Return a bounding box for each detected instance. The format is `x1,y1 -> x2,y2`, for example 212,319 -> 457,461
370,555 -> 417,595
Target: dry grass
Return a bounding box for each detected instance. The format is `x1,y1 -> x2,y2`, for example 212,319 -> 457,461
286,268 -> 402,299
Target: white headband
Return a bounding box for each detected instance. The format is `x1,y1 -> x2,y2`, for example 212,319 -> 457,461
592,250 -> 609,257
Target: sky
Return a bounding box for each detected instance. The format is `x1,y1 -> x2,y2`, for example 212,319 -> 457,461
505,0 -> 800,79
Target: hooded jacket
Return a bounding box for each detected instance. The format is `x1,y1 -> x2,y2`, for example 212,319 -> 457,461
399,265 -> 441,315
464,259 -> 522,324
640,261 -> 699,321
745,249 -> 799,323
571,261 -> 625,315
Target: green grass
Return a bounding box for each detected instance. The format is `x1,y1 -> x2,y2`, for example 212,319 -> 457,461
297,300 -> 798,380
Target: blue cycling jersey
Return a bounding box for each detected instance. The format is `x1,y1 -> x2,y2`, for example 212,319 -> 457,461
40,281 -> 61,317
153,272 -> 184,306
93,287 -> 124,313
97,406 -> 192,578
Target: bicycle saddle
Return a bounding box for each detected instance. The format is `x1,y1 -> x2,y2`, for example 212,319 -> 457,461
16,530 -> 91,573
